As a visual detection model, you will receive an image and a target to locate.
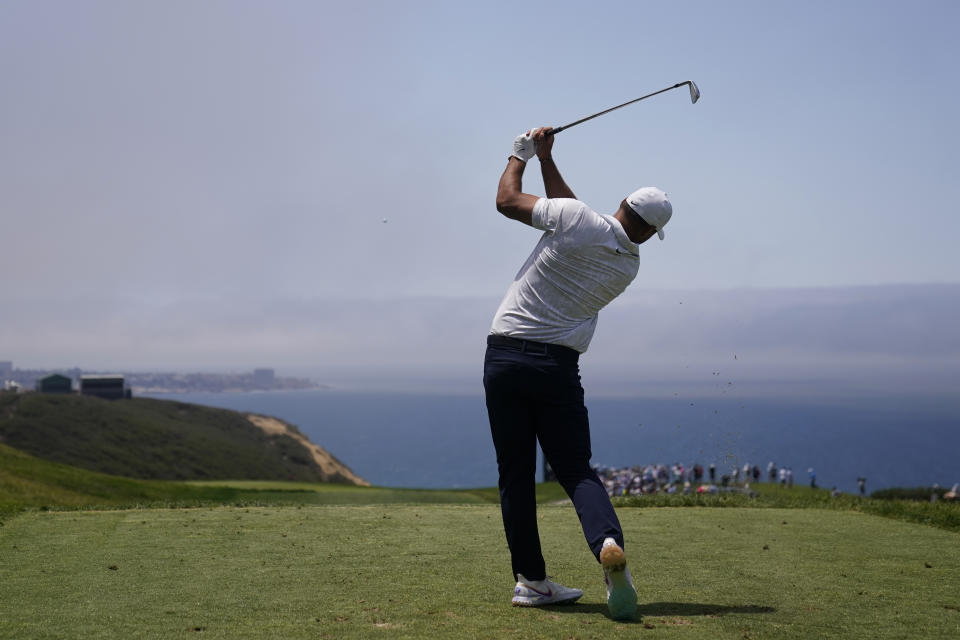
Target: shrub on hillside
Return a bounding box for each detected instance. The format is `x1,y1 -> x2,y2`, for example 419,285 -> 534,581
871,486 -> 947,501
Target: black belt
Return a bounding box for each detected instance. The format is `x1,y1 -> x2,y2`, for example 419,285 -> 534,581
487,335 -> 580,361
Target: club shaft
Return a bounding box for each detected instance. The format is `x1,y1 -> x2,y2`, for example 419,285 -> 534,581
548,83 -> 686,135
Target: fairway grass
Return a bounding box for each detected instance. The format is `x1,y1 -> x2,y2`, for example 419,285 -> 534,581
0,441 -> 569,518
2,506 -> 958,639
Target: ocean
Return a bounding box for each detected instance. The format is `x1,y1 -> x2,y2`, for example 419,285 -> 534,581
142,388 -> 960,494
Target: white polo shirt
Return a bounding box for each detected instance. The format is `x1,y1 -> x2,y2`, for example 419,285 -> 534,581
489,197 -> 640,353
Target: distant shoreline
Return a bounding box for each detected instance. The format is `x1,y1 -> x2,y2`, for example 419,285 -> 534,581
135,385 -> 331,395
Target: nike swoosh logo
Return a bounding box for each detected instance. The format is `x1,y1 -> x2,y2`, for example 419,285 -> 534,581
615,248 -> 637,256
524,584 -> 553,597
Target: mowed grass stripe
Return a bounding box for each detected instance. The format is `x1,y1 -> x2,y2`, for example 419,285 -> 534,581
1,506 -> 958,639
0,442 -> 573,518
181,479 -> 569,505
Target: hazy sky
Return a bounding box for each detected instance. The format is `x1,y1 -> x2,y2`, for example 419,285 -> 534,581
2,1 -> 958,386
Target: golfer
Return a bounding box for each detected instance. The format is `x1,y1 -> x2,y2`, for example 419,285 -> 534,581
484,127 -> 672,620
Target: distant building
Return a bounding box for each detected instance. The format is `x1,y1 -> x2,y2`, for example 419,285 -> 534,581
253,368 -> 275,388
80,375 -> 129,400
36,374 -> 73,394
0,361 -> 12,376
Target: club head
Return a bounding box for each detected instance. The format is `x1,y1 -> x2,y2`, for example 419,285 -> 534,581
687,81 -> 700,104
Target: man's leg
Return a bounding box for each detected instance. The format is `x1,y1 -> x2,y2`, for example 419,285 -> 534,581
532,358 -> 637,619
483,345 -> 545,581
533,363 -> 624,561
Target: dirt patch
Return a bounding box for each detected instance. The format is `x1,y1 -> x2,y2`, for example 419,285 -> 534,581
659,617 -> 693,626
246,415 -> 369,486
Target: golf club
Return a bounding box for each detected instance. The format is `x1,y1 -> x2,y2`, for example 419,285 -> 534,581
547,81 -> 700,135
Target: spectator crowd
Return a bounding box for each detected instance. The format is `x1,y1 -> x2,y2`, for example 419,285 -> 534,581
592,461 -> 806,497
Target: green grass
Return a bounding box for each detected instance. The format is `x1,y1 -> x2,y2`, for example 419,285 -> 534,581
1,505 -> 958,639
4,439 -> 957,536
5,389 -> 957,636
0,442 -> 244,516
184,480 -> 569,506
0,442 -> 573,522
615,483 -> 960,533
3,426 -> 959,638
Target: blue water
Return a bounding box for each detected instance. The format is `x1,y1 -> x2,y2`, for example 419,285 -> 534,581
142,389 -> 960,493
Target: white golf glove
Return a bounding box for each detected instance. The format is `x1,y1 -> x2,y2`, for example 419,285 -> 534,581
511,132 -> 536,162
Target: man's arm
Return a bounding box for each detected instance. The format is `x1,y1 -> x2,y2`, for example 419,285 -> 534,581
496,158 -> 539,226
534,128 -> 576,199
495,133 -> 541,226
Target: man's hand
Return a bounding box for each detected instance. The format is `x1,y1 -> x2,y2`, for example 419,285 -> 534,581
511,131 -> 536,162
532,127 -> 554,161
532,126 -> 575,199
497,125 -> 564,225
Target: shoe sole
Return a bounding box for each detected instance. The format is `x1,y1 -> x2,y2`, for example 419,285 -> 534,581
600,544 -> 637,621
600,543 -> 626,571
512,594 -> 583,607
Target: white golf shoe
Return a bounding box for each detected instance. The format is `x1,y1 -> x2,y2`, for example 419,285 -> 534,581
512,574 -> 583,607
600,537 -> 638,620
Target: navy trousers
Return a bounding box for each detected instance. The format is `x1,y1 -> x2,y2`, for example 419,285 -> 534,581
483,335 -> 624,581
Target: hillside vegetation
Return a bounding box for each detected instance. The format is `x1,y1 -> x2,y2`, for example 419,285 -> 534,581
0,392 -> 365,484
1,443 -> 559,520
0,441 -> 250,516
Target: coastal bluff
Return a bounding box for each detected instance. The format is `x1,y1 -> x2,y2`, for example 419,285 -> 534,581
246,414 -> 368,486
0,392 -> 368,485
